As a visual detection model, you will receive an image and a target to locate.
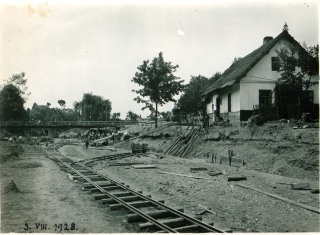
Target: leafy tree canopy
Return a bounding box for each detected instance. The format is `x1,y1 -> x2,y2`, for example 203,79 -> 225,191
276,43 -> 319,90
0,84 -> 27,121
3,72 -> 30,100
132,52 -> 184,127
126,110 -> 139,122
160,111 -> 172,122
209,72 -> 222,83
74,93 -> 112,121
111,113 -> 121,121
30,103 -> 79,122
175,75 -> 213,118
276,42 -> 319,117
58,99 -> 66,108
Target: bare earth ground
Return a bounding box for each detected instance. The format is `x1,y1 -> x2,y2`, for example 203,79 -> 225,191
1,122 -> 319,233
60,144 -> 319,233
0,143 -> 136,233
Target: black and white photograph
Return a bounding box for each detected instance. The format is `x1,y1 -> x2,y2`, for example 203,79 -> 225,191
0,0 -> 319,233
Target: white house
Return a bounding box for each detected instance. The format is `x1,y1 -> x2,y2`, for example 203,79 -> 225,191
202,29 -> 319,125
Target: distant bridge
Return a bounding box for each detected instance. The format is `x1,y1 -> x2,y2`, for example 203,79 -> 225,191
0,120 -> 138,128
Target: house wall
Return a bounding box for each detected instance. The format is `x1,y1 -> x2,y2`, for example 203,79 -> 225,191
220,84 -> 240,113
239,81 -> 276,110
219,84 -> 241,124
239,39 -> 290,111
309,75 -> 319,104
206,94 -> 218,125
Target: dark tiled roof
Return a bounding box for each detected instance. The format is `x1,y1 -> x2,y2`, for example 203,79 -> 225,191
202,30 -> 299,96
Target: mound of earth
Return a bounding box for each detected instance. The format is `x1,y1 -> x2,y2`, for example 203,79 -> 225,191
4,180 -> 20,194
119,122 -> 319,181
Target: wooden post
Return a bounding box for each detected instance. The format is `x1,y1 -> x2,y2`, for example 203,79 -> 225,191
228,150 -> 234,166
211,152 -> 214,163
214,153 -> 217,164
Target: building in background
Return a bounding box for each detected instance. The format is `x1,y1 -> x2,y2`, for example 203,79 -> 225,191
202,28 -> 319,125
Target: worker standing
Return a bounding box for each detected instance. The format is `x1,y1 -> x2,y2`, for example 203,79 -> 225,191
111,131 -> 115,142
85,139 -> 89,149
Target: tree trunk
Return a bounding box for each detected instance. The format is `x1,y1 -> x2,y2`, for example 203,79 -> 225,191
298,91 -> 302,117
155,103 -> 158,128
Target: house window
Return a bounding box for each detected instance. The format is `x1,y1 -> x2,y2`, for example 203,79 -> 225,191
271,57 -> 280,71
259,90 -> 272,109
228,93 -> 232,112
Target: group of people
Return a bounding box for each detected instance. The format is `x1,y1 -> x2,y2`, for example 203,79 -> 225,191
84,130 -> 118,149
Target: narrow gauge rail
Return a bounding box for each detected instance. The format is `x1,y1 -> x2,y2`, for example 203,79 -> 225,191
73,151 -> 136,166
46,143 -> 225,233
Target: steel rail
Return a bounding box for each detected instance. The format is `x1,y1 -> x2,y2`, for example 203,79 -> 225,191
48,144 -> 177,232
52,156 -> 178,233
75,161 -> 224,233
73,152 -> 134,165
48,142 -> 225,233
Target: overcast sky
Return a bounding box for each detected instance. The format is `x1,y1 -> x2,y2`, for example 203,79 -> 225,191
0,0 -> 318,118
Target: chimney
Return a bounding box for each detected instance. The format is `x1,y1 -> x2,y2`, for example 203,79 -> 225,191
263,36 -> 273,45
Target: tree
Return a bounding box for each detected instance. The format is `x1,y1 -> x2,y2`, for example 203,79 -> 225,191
111,112 -> 121,121
0,84 -> 27,121
58,99 -> 66,108
276,42 -> 319,117
74,93 -> 112,121
176,75 -> 210,117
126,110 -> 139,122
299,43 -> 319,90
132,52 -> 184,128
160,111 -> 172,121
3,72 -> 30,100
30,103 -> 79,122
209,72 -> 222,83
47,102 -> 51,107
172,105 -> 184,122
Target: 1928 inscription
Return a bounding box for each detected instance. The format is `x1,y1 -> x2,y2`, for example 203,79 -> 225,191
24,223 -> 77,232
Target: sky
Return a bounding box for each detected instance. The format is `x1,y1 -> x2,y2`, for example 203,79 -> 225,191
0,0 -> 318,118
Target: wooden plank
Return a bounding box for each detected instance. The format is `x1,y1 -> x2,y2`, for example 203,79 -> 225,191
131,165 -> 157,169
108,162 -> 142,166
291,183 -> 310,190
190,167 -> 208,171
158,171 -> 203,179
228,176 -> 247,181
236,183 -> 320,214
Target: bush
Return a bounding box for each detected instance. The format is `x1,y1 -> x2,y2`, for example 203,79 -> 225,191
247,115 -> 265,126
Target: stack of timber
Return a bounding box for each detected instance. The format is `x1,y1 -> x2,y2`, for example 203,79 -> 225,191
164,126 -> 201,158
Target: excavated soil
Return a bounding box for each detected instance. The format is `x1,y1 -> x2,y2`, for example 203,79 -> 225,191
1,122 -> 319,233
60,143 -> 319,233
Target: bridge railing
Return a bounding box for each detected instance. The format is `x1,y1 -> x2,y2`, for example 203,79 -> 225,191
0,120 -> 138,127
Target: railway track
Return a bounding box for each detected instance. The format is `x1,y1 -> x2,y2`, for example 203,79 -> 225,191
74,151 -> 136,166
45,142 -> 226,233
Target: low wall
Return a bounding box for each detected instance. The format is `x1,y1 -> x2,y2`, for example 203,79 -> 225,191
220,111 -> 241,125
